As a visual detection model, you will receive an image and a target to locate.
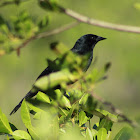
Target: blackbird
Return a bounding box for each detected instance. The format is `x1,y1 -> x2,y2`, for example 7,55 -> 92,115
10,34 -> 106,115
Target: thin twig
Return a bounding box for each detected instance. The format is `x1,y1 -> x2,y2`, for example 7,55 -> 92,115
14,21 -> 79,51
90,92 -> 138,127
36,21 -> 79,39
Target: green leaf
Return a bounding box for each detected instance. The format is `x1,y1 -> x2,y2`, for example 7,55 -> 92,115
50,42 -> 69,55
36,91 -> 50,103
61,95 -> 71,108
113,127 -> 133,140
79,93 -> 89,105
12,11 -> 38,38
12,130 -> 31,140
91,129 -> 98,139
21,99 -> 32,128
96,109 -> 118,122
6,135 -> 10,140
86,128 -> 93,140
33,112 -> 42,120
96,128 -> 108,140
98,117 -> 113,131
79,111 -> 89,126
0,108 -> 12,134
0,24 -> 9,34
55,89 -> 71,108
28,126 -> 40,140
34,70 -> 78,91
38,16 -> 49,29
67,102 -> 79,118
21,100 -> 40,139
39,0 -> 61,11
83,95 -> 97,112
59,107 -> 69,116
33,111 -> 58,139
27,102 -> 45,113
59,102 -> 79,124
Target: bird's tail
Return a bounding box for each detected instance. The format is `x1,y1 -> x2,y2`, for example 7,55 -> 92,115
10,90 -> 37,115
10,98 -> 24,115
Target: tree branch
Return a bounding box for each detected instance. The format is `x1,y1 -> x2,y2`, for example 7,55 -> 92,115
13,21 -> 79,55
0,22 -> 79,56
90,92 -> 138,127
36,21 -> 79,39
59,8 -> 140,34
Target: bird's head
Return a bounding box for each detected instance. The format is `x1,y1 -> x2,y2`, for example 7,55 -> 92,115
72,34 -> 106,55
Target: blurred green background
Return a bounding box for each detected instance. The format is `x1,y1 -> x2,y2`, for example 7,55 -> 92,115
0,0 -> 140,138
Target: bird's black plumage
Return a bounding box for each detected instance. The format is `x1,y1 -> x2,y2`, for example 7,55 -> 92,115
10,34 -> 106,115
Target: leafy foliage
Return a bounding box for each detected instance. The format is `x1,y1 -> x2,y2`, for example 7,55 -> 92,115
0,44 -> 134,139
0,11 -> 49,55
0,0 -> 137,140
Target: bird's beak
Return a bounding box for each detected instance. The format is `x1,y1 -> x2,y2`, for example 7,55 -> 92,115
97,36 -> 106,42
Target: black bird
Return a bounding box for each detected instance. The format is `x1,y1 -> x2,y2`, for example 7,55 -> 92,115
10,34 -> 106,115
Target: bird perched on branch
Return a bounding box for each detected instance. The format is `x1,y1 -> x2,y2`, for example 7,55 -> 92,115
10,34 -> 106,115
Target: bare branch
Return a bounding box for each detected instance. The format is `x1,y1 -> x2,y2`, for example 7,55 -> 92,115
39,0 -> 140,33
59,8 -> 140,34
36,21 -> 79,39
90,92 -> 138,127
67,80 -> 137,127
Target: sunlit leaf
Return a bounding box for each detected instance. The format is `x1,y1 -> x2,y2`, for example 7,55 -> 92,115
28,126 -> 40,140
96,109 -> 118,122
39,0 -> 61,11
27,102 -> 45,113
21,99 -> 32,128
55,89 -> 71,108
38,16 -> 49,29
36,91 -> 50,104
33,112 -> 42,120
96,128 -> 108,140
79,111 -> 89,126
34,69 -> 79,91
97,117 -> 113,131
86,128 -> 93,140
0,108 -> 12,134
12,130 -> 31,140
